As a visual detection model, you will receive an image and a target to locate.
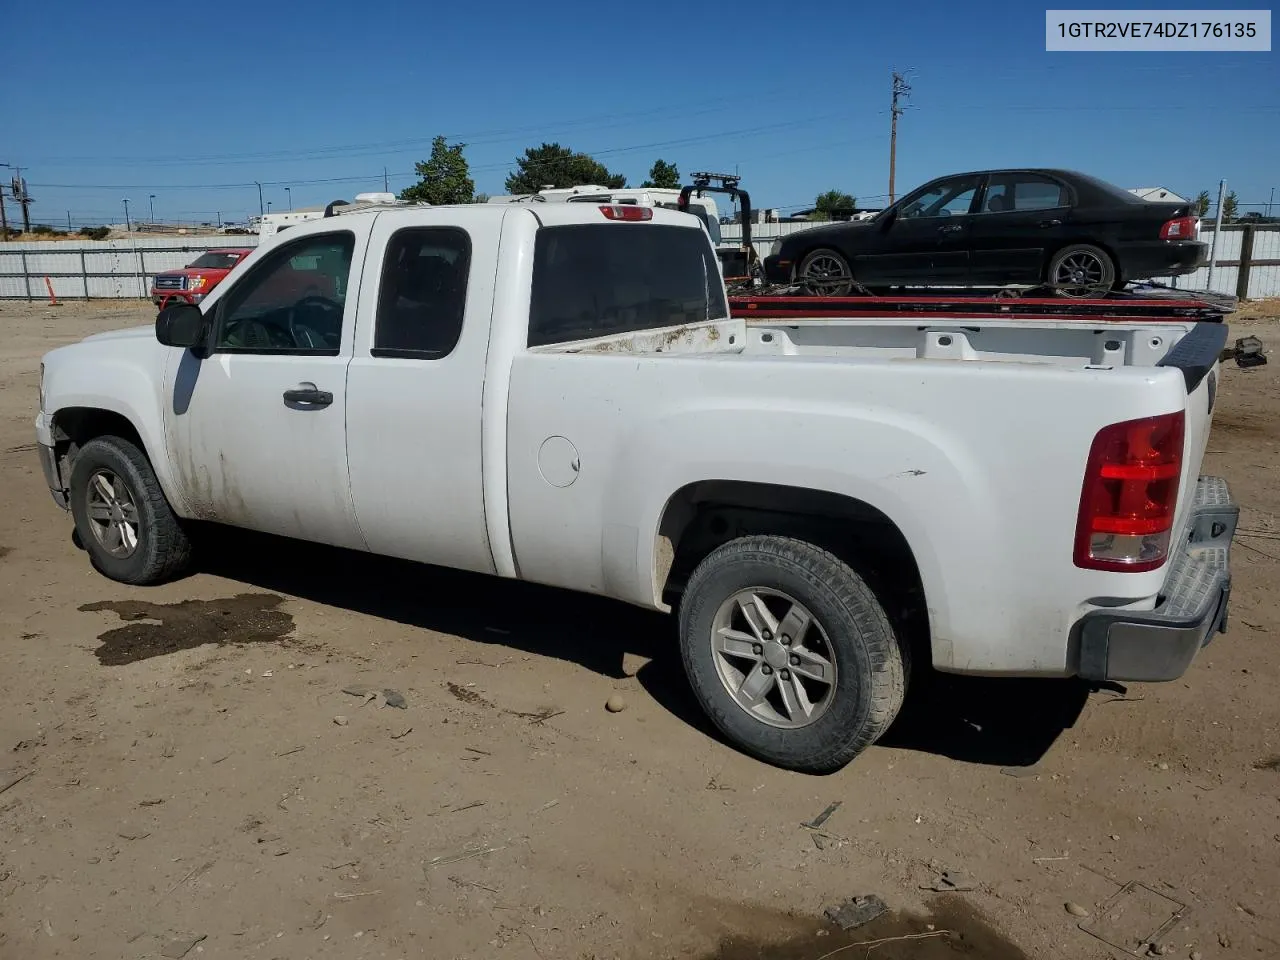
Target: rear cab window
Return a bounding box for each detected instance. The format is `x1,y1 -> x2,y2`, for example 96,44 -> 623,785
528,223 -> 727,347
372,227 -> 471,359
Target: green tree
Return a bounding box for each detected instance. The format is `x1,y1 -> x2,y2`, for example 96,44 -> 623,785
641,159 -> 681,189
1194,190 -> 1211,218
504,143 -> 626,194
473,193 -> 491,204
399,136 -> 475,205
812,189 -> 856,221
1222,190 -> 1239,221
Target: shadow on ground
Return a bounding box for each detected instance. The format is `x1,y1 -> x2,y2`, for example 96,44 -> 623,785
189,527 -> 1087,769
879,671 -> 1092,768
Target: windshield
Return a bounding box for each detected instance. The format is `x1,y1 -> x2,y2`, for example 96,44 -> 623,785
188,252 -> 243,270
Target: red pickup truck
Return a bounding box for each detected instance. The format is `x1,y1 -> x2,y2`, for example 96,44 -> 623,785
151,248 -> 253,309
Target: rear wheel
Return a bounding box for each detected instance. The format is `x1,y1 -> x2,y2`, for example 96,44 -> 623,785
798,248 -> 855,296
1047,244 -> 1116,298
678,536 -> 907,773
69,436 -> 192,585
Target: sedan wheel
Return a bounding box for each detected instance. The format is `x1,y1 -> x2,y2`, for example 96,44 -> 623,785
799,248 -> 855,296
1048,244 -> 1116,298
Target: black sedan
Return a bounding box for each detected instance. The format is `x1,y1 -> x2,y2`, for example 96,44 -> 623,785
764,169 -> 1207,296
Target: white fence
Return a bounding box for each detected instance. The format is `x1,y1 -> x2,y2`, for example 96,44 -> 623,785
0,235 -> 258,300
723,222 -> 1280,299
2,223 -> 1278,301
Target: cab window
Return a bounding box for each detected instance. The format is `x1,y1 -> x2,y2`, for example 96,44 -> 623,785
214,231 -> 354,354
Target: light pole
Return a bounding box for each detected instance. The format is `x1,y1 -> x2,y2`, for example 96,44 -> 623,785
122,198 -> 145,299
149,194 -> 156,222
285,187 -> 292,211
267,201 -> 273,214
254,181 -> 264,217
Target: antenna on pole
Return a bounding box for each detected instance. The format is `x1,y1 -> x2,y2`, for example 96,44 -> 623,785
888,70 -> 913,205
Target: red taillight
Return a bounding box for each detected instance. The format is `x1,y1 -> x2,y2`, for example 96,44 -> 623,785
1074,411 -> 1185,572
1160,216 -> 1197,240
600,205 -> 653,221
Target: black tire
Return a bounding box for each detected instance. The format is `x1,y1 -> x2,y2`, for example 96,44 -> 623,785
798,248 -> 855,296
1047,243 -> 1116,298
678,536 -> 907,773
69,435 -> 192,585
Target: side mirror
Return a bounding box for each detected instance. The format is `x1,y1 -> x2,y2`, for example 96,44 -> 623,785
878,208 -> 899,230
156,303 -> 206,350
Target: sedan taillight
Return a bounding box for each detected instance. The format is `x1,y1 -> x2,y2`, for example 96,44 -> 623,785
1160,216 -> 1198,240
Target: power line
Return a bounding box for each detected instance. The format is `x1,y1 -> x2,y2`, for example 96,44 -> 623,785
29,112 -> 858,192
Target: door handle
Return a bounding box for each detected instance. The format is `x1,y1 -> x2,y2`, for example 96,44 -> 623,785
283,382 -> 333,408
938,223 -> 963,234
1038,218 -> 1063,228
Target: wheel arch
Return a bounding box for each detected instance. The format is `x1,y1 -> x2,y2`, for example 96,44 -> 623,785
653,479 -> 930,667
48,404 -> 185,514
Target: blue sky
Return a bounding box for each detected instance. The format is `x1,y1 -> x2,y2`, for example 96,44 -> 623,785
3,0 -> 1276,226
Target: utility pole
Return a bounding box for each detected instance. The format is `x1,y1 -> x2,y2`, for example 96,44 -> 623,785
1206,179 -> 1226,291
285,186 -> 292,210
888,71 -> 912,205
2,164 -> 32,234
383,167 -> 389,192
254,181 -> 264,217
0,183 -> 8,242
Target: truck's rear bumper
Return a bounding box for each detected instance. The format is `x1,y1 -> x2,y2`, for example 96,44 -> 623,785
1075,476 -> 1235,683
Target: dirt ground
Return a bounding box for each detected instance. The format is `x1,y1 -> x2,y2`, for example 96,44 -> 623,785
1,298 -> 1278,960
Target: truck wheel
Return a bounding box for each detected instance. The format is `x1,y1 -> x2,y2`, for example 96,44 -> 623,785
1047,244 -> 1115,298
678,536 -> 906,773
68,436 -> 192,585
798,248 -> 855,296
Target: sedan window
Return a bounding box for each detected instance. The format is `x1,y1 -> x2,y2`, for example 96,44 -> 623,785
899,176 -> 982,219
983,175 -> 1068,213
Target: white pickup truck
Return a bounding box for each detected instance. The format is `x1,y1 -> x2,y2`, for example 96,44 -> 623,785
35,201 -> 1236,772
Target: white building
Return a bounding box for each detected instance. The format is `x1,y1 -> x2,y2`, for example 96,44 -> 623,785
1129,187 -> 1188,203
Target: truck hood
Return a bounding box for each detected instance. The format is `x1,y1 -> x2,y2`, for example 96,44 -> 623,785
80,325 -> 156,344
155,267 -> 226,278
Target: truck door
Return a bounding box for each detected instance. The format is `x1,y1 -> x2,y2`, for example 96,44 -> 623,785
161,222 -> 371,549
343,210 -> 502,576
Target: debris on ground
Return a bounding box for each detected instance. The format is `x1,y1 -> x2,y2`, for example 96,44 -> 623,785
342,684 -> 373,697
1223,335 -> 1267,368
1065,902 -> 1090,917
332,716 -> 349,726
0,769 -> 33,796
801,800 -> 843,830
605,695 -> 627,713
923,869 -> 977,893
390,727 -> 413,740
159,934 -> 207,958
824,894 -> 889,930
1000,764 -> 1042,778
383,689 -> 407,709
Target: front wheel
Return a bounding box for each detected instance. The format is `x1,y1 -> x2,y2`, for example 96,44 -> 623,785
1047,244 -> 1116,298
69,435 -> 192,585
678,536 -> 907,773
798,248 -> 855,296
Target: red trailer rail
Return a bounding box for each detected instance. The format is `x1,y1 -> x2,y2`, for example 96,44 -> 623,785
728,287 -> 1235,324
